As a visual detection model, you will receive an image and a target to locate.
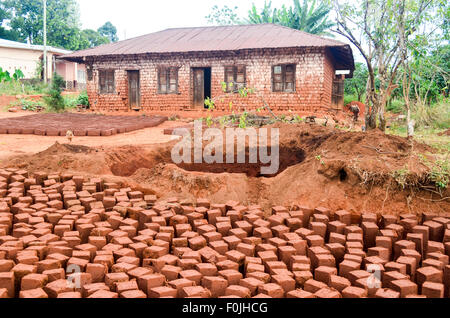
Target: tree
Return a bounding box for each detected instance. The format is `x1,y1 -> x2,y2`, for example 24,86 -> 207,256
3,0 -> 83,49
246,0 -> 335,35
333,0 -> 435,131
345,62 -> 369,102
206,5 -> 241,25
98,21 -> 118,42
80,29 -> 110,49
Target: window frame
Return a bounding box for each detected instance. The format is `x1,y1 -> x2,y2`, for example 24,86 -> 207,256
271,64 -> 296,93
157,66 -> 179,94
98,69 -> 115,94
224,65 -> 246,93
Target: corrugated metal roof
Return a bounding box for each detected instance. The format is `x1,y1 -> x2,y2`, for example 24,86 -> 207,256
62,23 -> 351,59
0,38 -> 72,55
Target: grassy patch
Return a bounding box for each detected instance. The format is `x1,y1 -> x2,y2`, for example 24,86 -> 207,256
0,80 -> 47,95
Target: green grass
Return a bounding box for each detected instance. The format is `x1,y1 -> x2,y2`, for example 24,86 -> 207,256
0,80 -> 48,95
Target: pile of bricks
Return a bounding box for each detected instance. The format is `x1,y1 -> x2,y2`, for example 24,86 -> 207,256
0,168 -> 449,298
0,114 -> 167,136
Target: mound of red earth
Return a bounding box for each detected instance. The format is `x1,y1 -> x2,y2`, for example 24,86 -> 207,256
0,113 -> 167,136
0,168 -> 449,298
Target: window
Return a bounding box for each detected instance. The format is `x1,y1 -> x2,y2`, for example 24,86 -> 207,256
99,70 -> 115,94
158,67 -> 179,94
224,65 -> 246,92
272,64 -> 296,92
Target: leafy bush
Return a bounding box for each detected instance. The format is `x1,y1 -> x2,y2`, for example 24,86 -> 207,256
77,90 -> 89,107
44,73 -> 66,112
0,79 -> 48,95
12,98 -> 45,111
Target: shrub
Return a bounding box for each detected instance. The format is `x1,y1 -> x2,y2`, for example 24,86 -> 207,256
77,90 -> 89,107
44,73 -> 66,112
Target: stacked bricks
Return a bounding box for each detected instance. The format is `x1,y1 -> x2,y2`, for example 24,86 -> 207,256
0,114 -> 167,136
0,168 -> 449,298
85,47 -> 334,114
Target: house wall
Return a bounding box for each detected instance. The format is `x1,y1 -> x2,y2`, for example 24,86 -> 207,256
85,48 -> 337,113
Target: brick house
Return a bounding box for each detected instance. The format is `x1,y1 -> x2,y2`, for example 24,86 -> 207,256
61,24 -> 354,113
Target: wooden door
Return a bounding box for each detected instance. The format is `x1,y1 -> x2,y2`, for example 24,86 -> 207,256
128,71 -> 140,110
193,68 -> 205,108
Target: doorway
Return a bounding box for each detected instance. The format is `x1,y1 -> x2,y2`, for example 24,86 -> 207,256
192,67 -> 211,109
128,70 -> 141,110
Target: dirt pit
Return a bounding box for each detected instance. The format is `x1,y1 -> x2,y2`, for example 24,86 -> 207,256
3,122 -> 449,216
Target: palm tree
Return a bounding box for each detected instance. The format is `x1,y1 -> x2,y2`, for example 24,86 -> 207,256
246,0 -> 335,36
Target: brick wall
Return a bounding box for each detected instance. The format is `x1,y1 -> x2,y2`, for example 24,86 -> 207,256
85,47 -> 337,113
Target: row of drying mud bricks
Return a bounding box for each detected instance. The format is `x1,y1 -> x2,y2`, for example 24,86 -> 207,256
1,125 -> 147,137
0,168 -> 449,298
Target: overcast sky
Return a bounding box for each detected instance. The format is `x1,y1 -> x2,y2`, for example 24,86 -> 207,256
77,0 -> 298,39
77,0 -> 362,61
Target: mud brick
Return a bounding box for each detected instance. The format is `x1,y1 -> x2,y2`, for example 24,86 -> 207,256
224,250 -> 245,266
406,232 -> 424,256
309,222 -> 327,238
276,246 -> 295,265
339,260 -> 361,279
327,221 -> 345,235
115,280 -> 139,294
254,283 -> 282,298
427,252 -> 448,266
228,228 -> 247,240
422,258 -> 444,271
21,273 -> 48,290
146,286 -> 176,298
415,266 -> 443,287
391,279 -> 418,298
223,285 -> 250,298
41,268 -> 64,283
226,211 -> 242,225
245,272 -> 269,284
19,288 -> 48,298
104,272 -> 129,290
302,279 -> 327,293
286,289 -> 315,298
305,235 -> 324,247
245,263 -> 264,273
314,266 -> 338,284
329,233 -> 346,246
383,269 -> 409,286
12,263 -> 37,284
266,215 -> 284,228
420,281 -> 444,298
286,239 -> 306,256
0,259 -> 14,272
269,275 -> 295,294
385,262 -> 407,275
375,288 -> 400,298
66,255 -> 89,271
159,265 -> 180,281
367,247 -> 390,262
179,285 -> 210,298
216,269 -> 241,286
234,243 -> 253,257
111,261 -> 137,274
88,290 -> 119,298
213,222 -> 231,237
423,221 -> 444,242
361,222 -> 378,248
427,241 -> 445,255
188,235 -> 207,251
400,249 -> 421,266
327,274 -> 350,293
334,210 -> 351,226
208,240 -> 228,255
202,231 -> 222,244
44,279 -> 74,298
0,272 -> 14,297
399,218 -> 418,235
56,291 -> 83,298
393,240 -> 415,259
178,269 -> 202,285
314,254 -> 335,269
323,243 -> 344,264
282,218 -> 300,232
257,251 -> 278,265
193,263 -> 216,277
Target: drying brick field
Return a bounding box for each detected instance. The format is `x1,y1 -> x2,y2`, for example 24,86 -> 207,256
0,114 -> 167,136
0,168 -> 449,298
